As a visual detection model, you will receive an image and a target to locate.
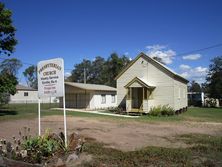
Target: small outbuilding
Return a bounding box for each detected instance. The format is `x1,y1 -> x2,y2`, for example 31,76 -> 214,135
9,84 -> 59,104
115,52 -> 189,113
60,82 -> 117,110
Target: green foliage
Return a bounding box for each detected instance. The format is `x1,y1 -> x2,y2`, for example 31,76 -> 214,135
23,65 -> 37,89
149,105 -> 175,116
189,80 -> 202,92
0,58 -> 22,76
0,58 -> 22,104
205,98 -> 217,107
0,2 -> 17,56
68,53 -> 130,87
152,56 -> 166,65
205,56 -> 222,99
22,131 -> 59,161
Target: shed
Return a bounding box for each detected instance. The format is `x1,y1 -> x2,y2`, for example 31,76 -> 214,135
9,84 -> 59,104
60,82 -> 117,109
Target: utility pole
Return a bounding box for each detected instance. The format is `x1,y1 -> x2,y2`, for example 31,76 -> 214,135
84,68 -> 86,84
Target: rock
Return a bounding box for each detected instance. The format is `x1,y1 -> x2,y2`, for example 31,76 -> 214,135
66,153 -> 78,163
55,158 -> 66,167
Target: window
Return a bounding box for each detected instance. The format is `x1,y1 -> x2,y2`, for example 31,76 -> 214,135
24,92 -> 28,96
101,94 -> 106,104
111,95 -> 115,103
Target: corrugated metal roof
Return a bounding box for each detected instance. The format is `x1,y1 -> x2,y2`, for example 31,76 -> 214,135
65,82 -> 116,91
16,84 -> 37,91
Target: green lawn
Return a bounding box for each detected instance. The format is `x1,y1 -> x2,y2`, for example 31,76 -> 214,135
0,104 -> 222,123
1,104 -> 222,166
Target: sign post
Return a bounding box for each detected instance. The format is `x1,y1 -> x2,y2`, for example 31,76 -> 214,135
37,58 -> 67,146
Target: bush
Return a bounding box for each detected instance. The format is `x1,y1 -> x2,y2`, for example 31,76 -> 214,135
149,105 -> 175,116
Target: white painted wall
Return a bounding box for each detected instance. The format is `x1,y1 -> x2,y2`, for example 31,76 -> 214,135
117,55 -> 188,112
90,92 -> 117,109
9,90 -> 59,103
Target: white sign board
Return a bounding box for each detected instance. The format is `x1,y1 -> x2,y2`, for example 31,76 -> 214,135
37,58 -> 64,98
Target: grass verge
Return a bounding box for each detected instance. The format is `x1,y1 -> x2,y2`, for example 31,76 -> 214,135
80,134 -> 222,167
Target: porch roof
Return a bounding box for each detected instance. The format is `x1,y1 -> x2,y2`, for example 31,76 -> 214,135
124,77 -> 156,89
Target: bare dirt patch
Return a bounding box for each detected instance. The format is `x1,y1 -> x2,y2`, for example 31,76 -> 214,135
0,115 -> 222,151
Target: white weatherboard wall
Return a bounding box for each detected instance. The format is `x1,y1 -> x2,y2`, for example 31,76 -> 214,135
10,90 -> 58,103
117,54 -> 188,112
90,92 -> 117,109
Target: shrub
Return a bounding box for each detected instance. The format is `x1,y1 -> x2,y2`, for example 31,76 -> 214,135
149,105 -> 162,116
0,128 -> 84,164
149,105 -> 175,116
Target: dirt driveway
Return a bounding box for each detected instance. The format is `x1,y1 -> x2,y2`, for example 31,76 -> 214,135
0,115 -> 222,151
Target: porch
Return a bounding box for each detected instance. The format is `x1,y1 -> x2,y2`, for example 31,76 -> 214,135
124,77 -> 155,113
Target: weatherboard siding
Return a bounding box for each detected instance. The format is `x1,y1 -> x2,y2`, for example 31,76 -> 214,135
117,56 -> 187,112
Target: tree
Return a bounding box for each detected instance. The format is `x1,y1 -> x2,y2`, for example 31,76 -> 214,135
68,53 -> 130,87
0,58 -> 22,103
68,59 -> 92,83
0,2 -> 17,56
205,56 -> 222,99
103,53 -> 130,87
90,56 -> 106,84
0,58 -> 22,75
152,56 -> 166,65
23,65 -> 38,89
189,80 -> 201,92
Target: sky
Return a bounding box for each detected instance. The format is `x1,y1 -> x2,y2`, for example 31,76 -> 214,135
1,0 -> 222,84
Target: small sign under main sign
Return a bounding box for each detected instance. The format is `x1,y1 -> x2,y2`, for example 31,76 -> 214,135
37,58 -> 64,98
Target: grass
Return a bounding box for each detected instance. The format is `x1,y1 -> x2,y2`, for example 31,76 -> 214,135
0,104 -> 222,123
80,134 -> 222,167
1,104 -> 222,166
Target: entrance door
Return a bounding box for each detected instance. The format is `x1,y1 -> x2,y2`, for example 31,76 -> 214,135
131,87 -> 143,110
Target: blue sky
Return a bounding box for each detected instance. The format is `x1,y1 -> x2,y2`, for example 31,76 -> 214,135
2,0 -> 222,84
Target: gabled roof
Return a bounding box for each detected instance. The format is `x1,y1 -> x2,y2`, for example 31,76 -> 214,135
124,77 -> 156,89
16,84 -> 37,91
115,52 -> 189,83
65,82 -> 116,91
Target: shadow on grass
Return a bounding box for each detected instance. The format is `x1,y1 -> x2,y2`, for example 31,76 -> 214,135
0,109 -> 18,116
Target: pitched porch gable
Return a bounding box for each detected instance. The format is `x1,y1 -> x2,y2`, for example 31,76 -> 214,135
124,77 -> 156,89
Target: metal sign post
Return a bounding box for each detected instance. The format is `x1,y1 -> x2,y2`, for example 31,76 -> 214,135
37,58 -> 67,146
38,98 -> 41,136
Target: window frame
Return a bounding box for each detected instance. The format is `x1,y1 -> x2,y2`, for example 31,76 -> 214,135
24,92 -> 28,97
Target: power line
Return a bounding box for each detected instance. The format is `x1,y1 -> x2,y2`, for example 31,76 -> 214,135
0,57 -> 73,71
175,43 -> 222,57
1,42 -> 222,71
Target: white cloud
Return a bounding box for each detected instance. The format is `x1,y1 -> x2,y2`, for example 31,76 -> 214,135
179,64 -> 191,70
179,64 -> 208,83
182,54 -> 201,60
146,44 -> 166,51
124,52 -> 129,55
145,44 -> 176,64
65,72 -> 71,77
